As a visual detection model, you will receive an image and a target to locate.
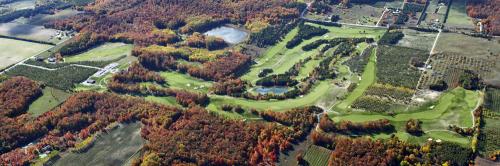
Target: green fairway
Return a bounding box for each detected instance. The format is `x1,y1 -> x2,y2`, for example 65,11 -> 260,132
335,48 -> 377,111
64,43 -> 133,62
241,23 -> 385,83
208,80 -> 333,112
27,87 -> 71,117
241,26 -> 321,83
332,87 -> 480,146
307,23 -> 386,40
160,71 -> 213,93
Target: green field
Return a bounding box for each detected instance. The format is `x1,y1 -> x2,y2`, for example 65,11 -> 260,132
160,71 -> 213,93
303,145 -> 332,166
335,48 -> 377,111
64,43 -> 133,62
0,38 -> 52,70
445,0 -> 474,29
332,87 -> 480,146
145,96 -> 179,107
241,23 -> 386,83
27,87 -> 71,117
208,80 -> 333,112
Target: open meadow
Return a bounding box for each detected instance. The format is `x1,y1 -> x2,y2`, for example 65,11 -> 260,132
64,43 -> 133,62
27,86 -> 71,117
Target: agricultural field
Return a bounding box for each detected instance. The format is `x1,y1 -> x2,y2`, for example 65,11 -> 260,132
303,145 -> 332,166
53,122 -> 145,166
376,45 -> 428,89
27,86 -> 71,117
485,88 -> 500,113
0,38 -> 51,70
434,33 -> 500,57
5,65 -> 98,90
431,33 -> 500,87
328,4 -> 384,25
0,22 -> 69,43
0,0 -> 35,14
64,43 -> 133,63
445,0 -> 475,31
421,0 -> 449,29
14,8 -> 82,26
396,29 -> 437,51
478,117 -> 500,158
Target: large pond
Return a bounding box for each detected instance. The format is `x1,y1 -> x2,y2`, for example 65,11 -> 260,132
204,26 -> 248,44
254,86 -> 289,95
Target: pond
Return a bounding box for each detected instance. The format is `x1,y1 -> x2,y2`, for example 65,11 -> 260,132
254,86 -> 289,95
204,26 -> 248,44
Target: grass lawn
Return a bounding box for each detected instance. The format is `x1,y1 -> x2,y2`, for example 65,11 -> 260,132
0,38 -> 52,70
208,80 -> 333,112
332,87 -> 480,146
145,96 -> 179,107
159,71 -> 213,93
334,48 -> 377,111
64,43 -> 133,62
27,87 -> 71,117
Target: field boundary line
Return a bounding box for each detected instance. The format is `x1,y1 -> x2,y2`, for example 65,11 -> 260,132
376,8 -> 388,27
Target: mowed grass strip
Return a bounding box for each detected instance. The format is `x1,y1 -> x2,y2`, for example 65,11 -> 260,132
64,42 -> 133,62
28,87 -> 71,117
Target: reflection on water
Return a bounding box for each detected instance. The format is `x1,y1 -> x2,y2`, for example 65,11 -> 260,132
204,26 -> 248,44
254,86 -> 289,95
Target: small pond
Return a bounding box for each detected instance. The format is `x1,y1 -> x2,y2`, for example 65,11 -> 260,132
254,86 -> 289,95
204,26 -> 248,44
